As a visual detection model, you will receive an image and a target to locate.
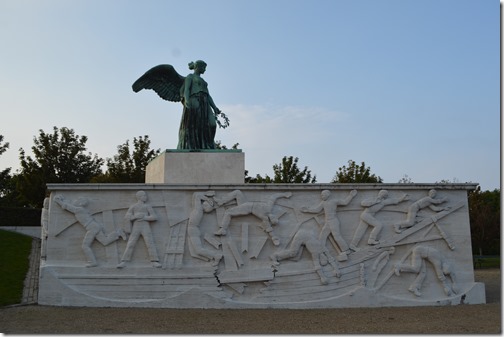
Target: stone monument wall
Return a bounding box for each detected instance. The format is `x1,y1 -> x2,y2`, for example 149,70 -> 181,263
38,183 -> 485,308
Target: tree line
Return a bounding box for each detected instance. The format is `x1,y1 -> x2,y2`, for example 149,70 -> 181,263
0,127 -> 499,255
0,126 -> 384,208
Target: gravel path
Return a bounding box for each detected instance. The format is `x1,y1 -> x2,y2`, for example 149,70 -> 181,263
0,239 -> 500,334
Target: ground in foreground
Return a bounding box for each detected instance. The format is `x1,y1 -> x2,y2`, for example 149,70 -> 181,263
0,269 -> 500,334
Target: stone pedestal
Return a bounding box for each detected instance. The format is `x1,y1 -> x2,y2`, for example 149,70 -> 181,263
145,150 -> 245,184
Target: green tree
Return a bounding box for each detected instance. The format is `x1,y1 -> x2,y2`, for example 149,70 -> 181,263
436,178 -> 461,184
331,160 -> 383,183
246,156 -> 316,183
245,171 -> 272,183
272,156 -> 316,183
398,174 -> 413,183
0,135 -> 8,157
215,140 -> 239,150
94,135 -> 161,183
0,135 -> 11,198
468,186 -> 500,256
17,127 -> 104,207
0,135 -> 19,206
0,174 -> 21,207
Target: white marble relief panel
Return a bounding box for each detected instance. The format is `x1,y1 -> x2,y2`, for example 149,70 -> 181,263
38,184 -> 485,308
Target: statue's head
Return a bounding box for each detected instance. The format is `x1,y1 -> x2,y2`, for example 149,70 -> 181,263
136,190 -> 147,201
378,190 -> 389,199
189,60 -> 207,73
321,190 -> 331,200
428,189 -> 437,197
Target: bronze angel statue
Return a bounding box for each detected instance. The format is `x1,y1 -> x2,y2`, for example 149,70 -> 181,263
132,60 -> 229,150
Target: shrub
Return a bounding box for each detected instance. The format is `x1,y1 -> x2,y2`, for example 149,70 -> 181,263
0,207 -> 41,227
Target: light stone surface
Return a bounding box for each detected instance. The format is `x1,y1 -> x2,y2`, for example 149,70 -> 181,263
38,183 -> 485,308
145,150 -> 245,184
1,226 -> 41,238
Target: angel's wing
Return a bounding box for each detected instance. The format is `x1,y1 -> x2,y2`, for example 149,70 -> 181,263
132,64 -> 185,102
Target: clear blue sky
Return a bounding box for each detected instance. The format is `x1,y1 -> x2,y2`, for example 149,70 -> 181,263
0,0 -> 500,190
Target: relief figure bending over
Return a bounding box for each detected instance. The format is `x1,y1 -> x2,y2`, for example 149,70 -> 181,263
394,245 -> 458,297
271,227 -> 341,285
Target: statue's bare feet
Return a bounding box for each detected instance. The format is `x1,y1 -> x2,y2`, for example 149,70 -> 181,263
408,286 -> 421,297
349,244 -> 360,252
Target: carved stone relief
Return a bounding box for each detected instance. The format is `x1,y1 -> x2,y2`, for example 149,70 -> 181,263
53,194 -> 127,267
38,185 -> 485,308
394,245 -> 458,297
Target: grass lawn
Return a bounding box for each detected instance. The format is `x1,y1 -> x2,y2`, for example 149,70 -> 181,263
474,256 -> 501,269
0,229 -> 32,306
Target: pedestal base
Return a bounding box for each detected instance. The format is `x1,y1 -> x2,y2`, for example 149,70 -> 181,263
145,150 -> 245,184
